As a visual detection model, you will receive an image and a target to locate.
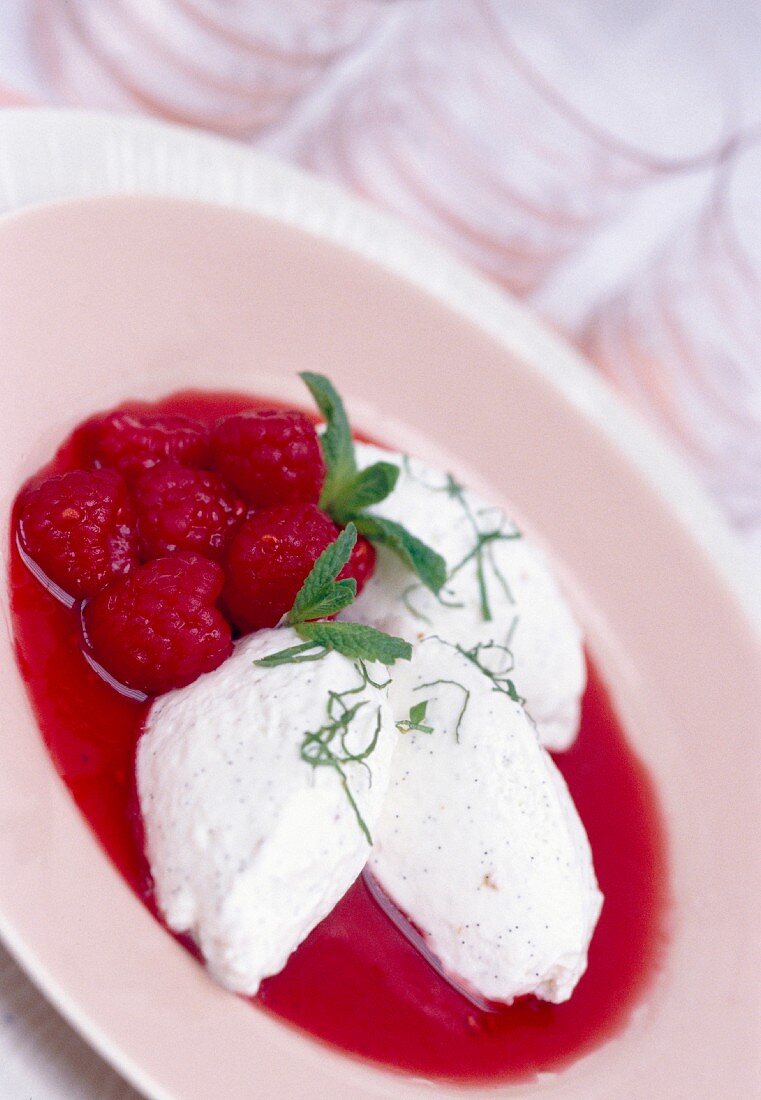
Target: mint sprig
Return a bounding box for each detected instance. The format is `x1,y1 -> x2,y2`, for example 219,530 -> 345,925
297,621 -> 411,664
330,462 -> 400,523
288,523 -> 358,624
258,620 -> 411,669
353,514 -> 447,594
300,371 -> 446,594
300,372 -> 356,512
255,526 -> 412,668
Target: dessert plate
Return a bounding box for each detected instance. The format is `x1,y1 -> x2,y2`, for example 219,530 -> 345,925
0,110 -> 759,1100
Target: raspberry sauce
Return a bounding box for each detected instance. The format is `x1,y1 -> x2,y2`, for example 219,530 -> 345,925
9,391 -> 669,1085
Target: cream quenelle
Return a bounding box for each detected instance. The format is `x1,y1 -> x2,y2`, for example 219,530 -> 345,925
370,636 -> 603,1004
341,443 -> 586,751
137,628 -> 398,994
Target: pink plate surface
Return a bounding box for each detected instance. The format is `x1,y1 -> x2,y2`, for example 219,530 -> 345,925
0,195 -> 759,1099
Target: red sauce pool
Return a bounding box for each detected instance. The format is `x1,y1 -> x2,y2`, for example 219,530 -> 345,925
9,391 -> 669,1084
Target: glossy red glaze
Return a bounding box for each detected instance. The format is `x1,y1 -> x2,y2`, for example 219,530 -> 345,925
9,391 -> 668,1084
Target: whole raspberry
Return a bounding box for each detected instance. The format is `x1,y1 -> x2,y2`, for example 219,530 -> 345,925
83,553 -> 233,695
133,461 -> 246,562
210,409 -> 325,509
18,468 -> 138,601
83,409 -> 209,480
223,503 -> 375,633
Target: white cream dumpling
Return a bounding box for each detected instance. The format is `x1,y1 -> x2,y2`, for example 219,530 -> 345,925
343,443 -> 586,752
369,636 -> 603,1005
137,628 -> 397,995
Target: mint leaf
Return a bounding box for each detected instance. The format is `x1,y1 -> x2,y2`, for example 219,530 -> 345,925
331,462 -> 400,524
293,581 -> 356,623
300,372 -> 356,510
301,372 -> 448,597
409,700 -> 428,725
354,514 -> 447,594
397,698 -> 434,734
289,523 -> 358,625
256,621 -> 412,668
297,620 -> 412,665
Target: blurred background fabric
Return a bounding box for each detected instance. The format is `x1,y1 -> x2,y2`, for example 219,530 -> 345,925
0,2 -> 759,1096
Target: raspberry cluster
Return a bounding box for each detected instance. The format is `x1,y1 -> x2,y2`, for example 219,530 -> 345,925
18,406 -> 374,696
